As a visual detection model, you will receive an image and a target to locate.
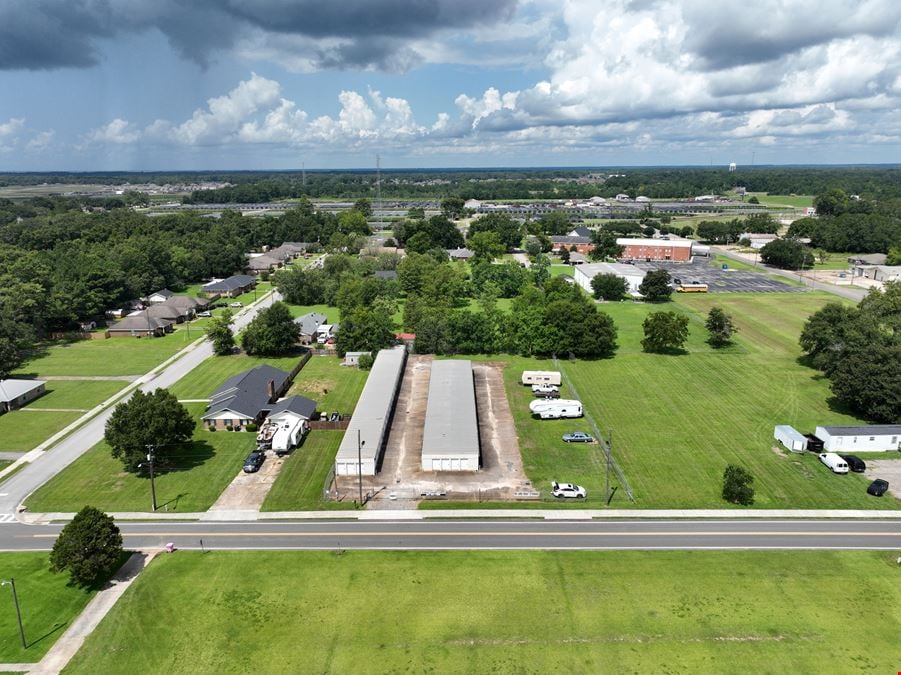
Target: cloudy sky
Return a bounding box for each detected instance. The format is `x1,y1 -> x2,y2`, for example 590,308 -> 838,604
1,0 -> 899,170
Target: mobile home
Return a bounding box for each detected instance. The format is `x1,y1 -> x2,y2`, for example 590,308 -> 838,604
815,425 -> 901,452
522,371 -> 562,386
773,425 -> 807,453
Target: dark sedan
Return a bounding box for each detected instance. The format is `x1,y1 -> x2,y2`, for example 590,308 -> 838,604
867,479 -> 889,497
243,451 -> 265,473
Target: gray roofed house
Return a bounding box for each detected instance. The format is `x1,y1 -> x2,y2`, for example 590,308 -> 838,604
145,303 -> 183,323
162,295 -> 209,318
281,242 -> 310,253
202,365 -> 292,429
268,395 -> 317,420
551,235 -> 592,246
246,254 -> 282,273
295,312 -> 328,343
569,226 -> 592,238
819,424 -> 901,436
0,378 -> 47,412
201,275 -> 256,297
568,251 -> 588,264
447,247 -> 475,260
108,311 -> 173,337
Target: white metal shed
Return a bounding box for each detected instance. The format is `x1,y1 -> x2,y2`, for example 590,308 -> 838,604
773,425 -> 807,452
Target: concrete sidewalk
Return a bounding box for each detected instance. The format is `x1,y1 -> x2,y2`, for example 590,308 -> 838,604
29,550 -> 159,675
21,508 -> 901,523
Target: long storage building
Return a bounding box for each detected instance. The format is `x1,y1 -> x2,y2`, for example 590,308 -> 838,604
335,346 -> 407,476
421,359 -> 480,472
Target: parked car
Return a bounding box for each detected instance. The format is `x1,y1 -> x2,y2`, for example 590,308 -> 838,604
552,481 -> 587,499
242,451 -> 265,473
838,454 -> 866,473
229,301 -> 243,308
562,432 -> 594,443
531,383 -> 559,394
818,452 -> 849,474
866,479 -> 889,497
196,311 -> 212,317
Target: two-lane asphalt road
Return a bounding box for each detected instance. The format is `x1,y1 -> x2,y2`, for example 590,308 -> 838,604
0,291 -> 279,516
2,519 -> 899,551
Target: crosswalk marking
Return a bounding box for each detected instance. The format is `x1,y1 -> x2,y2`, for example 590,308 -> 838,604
0,514 -> 17,524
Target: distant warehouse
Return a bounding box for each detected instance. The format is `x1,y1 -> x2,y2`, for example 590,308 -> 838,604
574,262 -> 647,296
335,347 -> 407,476
421,360 -> 480,472
617,238 -> 692,262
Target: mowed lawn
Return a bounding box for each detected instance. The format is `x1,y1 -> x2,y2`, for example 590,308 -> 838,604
262,431 -> 354,511
558,292 -> 895,509
16,327 -> 199,378
65,550 -> 901,674
0,410 -> 83,453
26,405 -> 253,513
0,553 -> 98,663
286,355 -> 368,414
30,380 -> 128,409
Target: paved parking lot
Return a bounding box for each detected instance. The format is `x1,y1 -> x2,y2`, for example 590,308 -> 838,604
635,259 -> 807,293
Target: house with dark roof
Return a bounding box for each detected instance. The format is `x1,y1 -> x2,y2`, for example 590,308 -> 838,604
268,395 -> 317,421
447,247 -> 475,260
162,295 -> 209,321
108,312 -> 174,337
246,254 -> 282,274
202,365 -> 292,429
550,235 -> 593,254
0,379 -> 46,412
145,303 -> 183,323
146,289 -> 174,304
201,275 -> 257,298
569,226 -> 593,238
295,312 -> 328,345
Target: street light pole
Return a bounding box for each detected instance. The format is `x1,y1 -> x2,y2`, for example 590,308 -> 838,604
357,430 -> 365,506
2,578 -> 26,650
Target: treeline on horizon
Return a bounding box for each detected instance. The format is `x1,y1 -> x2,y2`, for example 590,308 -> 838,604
2,166 -> 900,202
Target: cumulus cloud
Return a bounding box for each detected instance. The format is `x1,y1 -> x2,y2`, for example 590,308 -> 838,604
84,118 -> 142,145
0,117 -> 56,154
0,0 -> 516,72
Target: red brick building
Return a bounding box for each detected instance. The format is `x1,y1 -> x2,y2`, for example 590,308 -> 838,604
616,238 -> 692,262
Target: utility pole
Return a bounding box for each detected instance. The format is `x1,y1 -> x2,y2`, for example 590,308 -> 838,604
143,445 -> 157,512
357,430 -> 365,506
605,429 -> 612,505
2,578 -> 26,650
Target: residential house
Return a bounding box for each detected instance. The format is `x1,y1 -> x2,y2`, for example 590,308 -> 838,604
108,312 -> 173,337
162,295 -> 209,321
550,235 -> 593,254
202,365 -> 292,430
568,226 -> 593,238
815,425 -> 901,452
246,254 -> 282,274
447,247 -> 475,261
201,275 -> 256,298
0,379 -> 46,413
568,251 -> 588,264
146,289 -> 174,304
295,312 -> 328,345
145,303 -> 183,324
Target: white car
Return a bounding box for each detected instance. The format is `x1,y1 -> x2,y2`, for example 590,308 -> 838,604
552,481 -> 587,499
196,311 -> 212,317
229,301 -> 243,308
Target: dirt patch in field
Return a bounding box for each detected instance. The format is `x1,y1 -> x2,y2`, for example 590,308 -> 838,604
289,378 -> 334,398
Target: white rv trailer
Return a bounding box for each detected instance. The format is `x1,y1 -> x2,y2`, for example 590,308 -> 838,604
521,371 -> 562,386
529,399 -> 583,419
773,425 -> 807,453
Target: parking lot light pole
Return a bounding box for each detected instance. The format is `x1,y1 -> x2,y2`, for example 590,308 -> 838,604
1,578 -> 26,650
357,430 -> 365,506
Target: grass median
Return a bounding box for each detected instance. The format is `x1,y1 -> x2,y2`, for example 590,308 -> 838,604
65,550 -> 901,673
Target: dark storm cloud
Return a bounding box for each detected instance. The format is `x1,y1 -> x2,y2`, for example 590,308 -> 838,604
0,0 -> 517,70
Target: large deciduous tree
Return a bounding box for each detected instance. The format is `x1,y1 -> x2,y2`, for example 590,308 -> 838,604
51,506 -> 124,587
638,269 -> 673,302
0,305 -> 34,379
205,309 -> 235,356
641,311 -> 689,353
705,306 -> 737,347
589,231 -> 625,261
722,465 -> 755,506
104,389 -> 196,471
759,238 -> 814,269
240,302 -> 299,356
591,274 -> 629,301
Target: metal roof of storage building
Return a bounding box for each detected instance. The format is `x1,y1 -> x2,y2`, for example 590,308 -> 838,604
421,359 -> 479,463
336,347 -> 407,470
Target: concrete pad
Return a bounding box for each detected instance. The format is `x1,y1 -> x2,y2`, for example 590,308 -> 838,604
208,451 -> 286,512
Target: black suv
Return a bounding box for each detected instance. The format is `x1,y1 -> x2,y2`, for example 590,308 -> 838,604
243,451 -> 265,473
867,479 -> 889,497
838,454 -> 866,473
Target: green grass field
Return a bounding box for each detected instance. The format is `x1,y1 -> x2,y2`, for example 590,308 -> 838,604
285,356 -> 368,414
0,410 -> 83,453
743,193 -> 814,209
25,405 -> 252,513
0,553 -> 98,663
261,431 -> 354,511
65,550 -> 901,674
0,460 -> 11,472
32,380 -> 128,410
16,329 -> 198,378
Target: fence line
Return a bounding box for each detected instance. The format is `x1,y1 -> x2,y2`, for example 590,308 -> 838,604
553,355 -> 635,503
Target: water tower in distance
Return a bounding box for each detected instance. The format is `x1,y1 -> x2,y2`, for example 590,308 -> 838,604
728,162 -> 737,172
